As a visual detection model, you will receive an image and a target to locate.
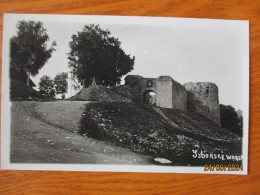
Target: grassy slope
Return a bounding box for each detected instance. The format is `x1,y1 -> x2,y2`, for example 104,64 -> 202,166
161,108 -> 242,152
80,103 -> 242,166
34,101 -> 87,133
11,101 -> 151,164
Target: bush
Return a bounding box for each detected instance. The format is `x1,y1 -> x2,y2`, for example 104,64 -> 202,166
75,85 -> 132,103
220,104 -> 243,137
10,80 -> 39,101
38,75 -> 56,101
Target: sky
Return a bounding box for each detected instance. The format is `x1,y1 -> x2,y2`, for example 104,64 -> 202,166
3,14 -> 249,110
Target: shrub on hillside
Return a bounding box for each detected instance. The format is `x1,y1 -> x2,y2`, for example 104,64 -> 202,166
124,75 -> 143,85
75,85 -> 132,103
220,104 -> 243,137
110,85 -> 140,103
10,80 -> 39,100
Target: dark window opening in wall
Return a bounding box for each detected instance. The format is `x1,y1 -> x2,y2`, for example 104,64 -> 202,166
147,80 -> 153,87
143,91 -> 156,105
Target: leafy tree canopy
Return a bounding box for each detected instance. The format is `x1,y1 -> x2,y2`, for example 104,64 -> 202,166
10,21 -> 56,85
38,75 -> 56,101
54,72 -> 68,96
68,24 -> 135,87
220,104 -> 243,137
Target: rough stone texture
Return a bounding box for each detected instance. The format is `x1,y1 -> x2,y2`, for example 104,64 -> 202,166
156,76 -> 173,108
172,79 -> 187,111
125,76 -> 157,103
183,82 -> 221,125
125,75 -> 187,111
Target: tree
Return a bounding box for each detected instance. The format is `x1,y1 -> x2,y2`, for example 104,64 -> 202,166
10,21 -> 56,86
220,104 -> 243,136
38,75 -> 56,101
68,24 -> 135,87
54,72 -> 68,99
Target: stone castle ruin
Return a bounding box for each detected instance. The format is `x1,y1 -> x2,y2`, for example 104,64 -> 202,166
124,75 -> 221,125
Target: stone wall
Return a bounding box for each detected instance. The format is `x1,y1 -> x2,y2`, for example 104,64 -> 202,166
156,76 -> 173,108
183,82 -> 221,125
125,75 -> 187,111
124,75 -> 220,125
124,76 -> 157,103
172,79 -> 187,111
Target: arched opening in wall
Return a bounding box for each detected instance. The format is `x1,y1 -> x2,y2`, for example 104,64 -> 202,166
143,91 -> 156,105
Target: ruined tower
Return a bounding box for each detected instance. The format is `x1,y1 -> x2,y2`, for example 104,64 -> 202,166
183,82 -> 221,125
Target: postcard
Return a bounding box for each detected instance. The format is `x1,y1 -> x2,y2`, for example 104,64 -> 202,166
1,14 -> 249,174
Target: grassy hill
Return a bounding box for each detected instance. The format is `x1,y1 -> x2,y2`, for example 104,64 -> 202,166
32,99 -> 242,166
80,102 -> 242,166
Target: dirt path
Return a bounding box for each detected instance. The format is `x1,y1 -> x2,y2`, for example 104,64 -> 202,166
10,101 -> 152,164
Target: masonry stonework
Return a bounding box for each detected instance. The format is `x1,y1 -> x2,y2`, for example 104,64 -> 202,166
171,79 -> 187,111
156,76 -> 173,108
125,75 -> 221,125
183,82 -> 221,125
125,75 -> 157,103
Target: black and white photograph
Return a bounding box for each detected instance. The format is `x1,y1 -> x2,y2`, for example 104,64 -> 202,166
1,14 -> 249,174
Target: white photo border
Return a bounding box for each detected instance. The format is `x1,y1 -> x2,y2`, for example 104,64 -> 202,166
1,13 -> 249,174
